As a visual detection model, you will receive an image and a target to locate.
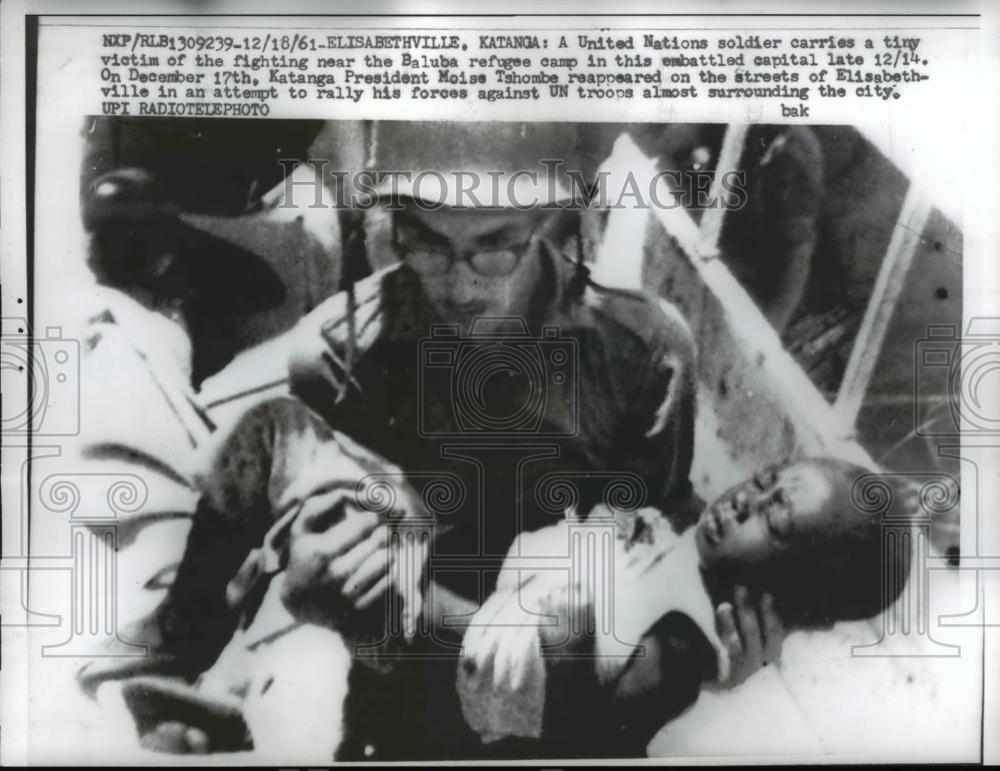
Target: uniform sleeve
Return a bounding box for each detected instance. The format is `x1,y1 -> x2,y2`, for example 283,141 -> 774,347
286,266 -> 390,427
286,298 -> 352,427
619,299 -> 699,530
606,611 -> 717,753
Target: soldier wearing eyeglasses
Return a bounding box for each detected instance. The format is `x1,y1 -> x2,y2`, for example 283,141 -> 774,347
92,123 -> 782,760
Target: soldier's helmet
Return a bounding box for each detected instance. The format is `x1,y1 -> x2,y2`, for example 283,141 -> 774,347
82,167 -> 179,230
82,168 -> 285,314
364,121 -> 618,209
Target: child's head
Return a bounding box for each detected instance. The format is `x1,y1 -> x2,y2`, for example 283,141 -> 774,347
695,458 -> 913,629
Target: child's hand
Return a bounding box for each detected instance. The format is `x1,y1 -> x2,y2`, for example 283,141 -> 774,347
714,586 -> 784,688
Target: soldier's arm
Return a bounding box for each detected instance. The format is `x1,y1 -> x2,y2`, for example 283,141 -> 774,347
621,299 -> 699,530
603,611 -> 717,754
286,265 -> 392,427
537,605 -> 714,757
425,581 -> 479,645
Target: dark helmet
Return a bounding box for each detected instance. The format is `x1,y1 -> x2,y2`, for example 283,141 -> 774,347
365,121 -> 618,208
81,168 -> 179,231
354,122 -> 622,304
82,168 -> 286,315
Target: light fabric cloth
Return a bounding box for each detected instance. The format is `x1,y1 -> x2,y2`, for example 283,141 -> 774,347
457,507 -> 728,744
189,445 -> 433,761
153,434 -> 433,761
206,415 -> 431,649
196,575 -> 352,762
75,286 -> 212,531
54,288 -> 214,645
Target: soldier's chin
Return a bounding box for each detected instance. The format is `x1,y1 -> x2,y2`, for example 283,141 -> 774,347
435,303 -> 488,329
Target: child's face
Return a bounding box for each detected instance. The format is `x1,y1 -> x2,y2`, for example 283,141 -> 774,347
695,461 -> 845,570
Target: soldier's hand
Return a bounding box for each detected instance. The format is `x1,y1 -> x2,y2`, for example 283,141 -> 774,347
281,489 -> 394,627
713,586 -> 784,688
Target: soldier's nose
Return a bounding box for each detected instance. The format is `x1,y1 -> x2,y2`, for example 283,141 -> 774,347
447,260 -> 481,306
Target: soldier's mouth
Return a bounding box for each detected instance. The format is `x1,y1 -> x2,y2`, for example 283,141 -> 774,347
449,303 -> 486,318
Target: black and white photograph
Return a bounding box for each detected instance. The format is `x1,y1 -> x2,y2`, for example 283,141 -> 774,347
1,4 -> 997,766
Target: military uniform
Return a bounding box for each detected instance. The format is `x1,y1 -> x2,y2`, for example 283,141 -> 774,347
85,230 -> 700,759
282,237 -> 701,759
289,236 -> 699,591
79,121 -> 703,758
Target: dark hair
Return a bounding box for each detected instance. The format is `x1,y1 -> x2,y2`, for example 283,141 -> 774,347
748,458 -> 914,629
86,214 -> 192,302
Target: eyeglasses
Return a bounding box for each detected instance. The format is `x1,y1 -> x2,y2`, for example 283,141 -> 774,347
392,222 -> 541,278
